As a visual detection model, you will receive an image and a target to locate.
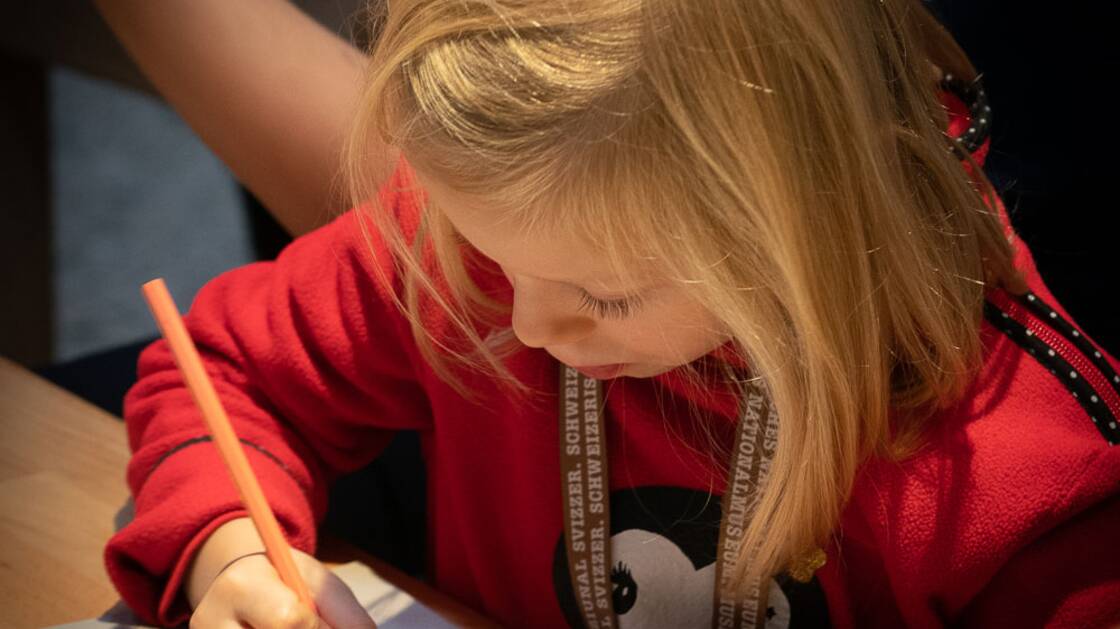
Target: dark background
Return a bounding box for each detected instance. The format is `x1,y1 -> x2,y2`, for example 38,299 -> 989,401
928,1 -> 1119,354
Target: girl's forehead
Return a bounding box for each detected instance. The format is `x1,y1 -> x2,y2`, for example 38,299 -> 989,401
414,167 -> 661,294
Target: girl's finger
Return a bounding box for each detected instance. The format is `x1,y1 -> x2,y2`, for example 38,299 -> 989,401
315,569 -> 378,629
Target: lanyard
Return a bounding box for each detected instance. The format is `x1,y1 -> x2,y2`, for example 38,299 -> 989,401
558,363 -> 780,629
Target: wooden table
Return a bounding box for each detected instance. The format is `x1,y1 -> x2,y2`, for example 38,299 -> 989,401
0,357 -> 497,628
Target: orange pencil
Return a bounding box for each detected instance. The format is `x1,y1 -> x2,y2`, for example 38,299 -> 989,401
141,278 -> 318,614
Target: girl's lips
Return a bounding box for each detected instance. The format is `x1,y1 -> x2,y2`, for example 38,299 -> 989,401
571,363 -> 627,380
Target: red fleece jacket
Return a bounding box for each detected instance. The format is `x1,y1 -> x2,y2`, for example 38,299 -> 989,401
105,90 -> 1120,627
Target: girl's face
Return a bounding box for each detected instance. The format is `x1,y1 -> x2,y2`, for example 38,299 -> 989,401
413,168 -> 730,379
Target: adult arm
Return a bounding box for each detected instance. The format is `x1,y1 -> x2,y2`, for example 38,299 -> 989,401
93,0 -> 399,235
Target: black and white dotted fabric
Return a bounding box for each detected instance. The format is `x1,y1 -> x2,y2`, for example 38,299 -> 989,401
940,71 -> 991,156
984,298 -> 1120,446
1019,291 -> 1120,391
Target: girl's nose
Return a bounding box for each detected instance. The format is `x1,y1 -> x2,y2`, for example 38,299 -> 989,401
509,277 -> 595,348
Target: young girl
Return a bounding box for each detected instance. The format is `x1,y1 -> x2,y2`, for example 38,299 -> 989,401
104,0 -> 1120,627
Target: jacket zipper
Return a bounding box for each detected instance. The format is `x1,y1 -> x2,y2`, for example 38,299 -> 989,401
992,292 -> 1120,425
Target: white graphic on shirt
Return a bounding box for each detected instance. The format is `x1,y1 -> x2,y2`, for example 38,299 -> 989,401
611,528 -> 791,628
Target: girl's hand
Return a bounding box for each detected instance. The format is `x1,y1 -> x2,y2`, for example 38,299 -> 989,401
186,518 -> 375,628
189,548 -> 376,629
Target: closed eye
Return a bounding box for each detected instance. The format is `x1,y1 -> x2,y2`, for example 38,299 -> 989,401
576,290 -> 644,320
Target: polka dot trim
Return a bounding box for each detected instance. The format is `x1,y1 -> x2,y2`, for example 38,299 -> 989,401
984,301 -> 1119,446
1019,291 -> 1120,394
940,72 -> 992,156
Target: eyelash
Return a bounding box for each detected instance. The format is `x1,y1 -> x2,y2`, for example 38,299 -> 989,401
576,290 -> 644,320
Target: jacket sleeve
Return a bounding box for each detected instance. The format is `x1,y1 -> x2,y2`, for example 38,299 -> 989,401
959,484 -> 1120,627
104,166 -> 433,626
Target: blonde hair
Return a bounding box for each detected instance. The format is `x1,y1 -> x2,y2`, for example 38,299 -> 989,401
343,0 -> 1025,596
